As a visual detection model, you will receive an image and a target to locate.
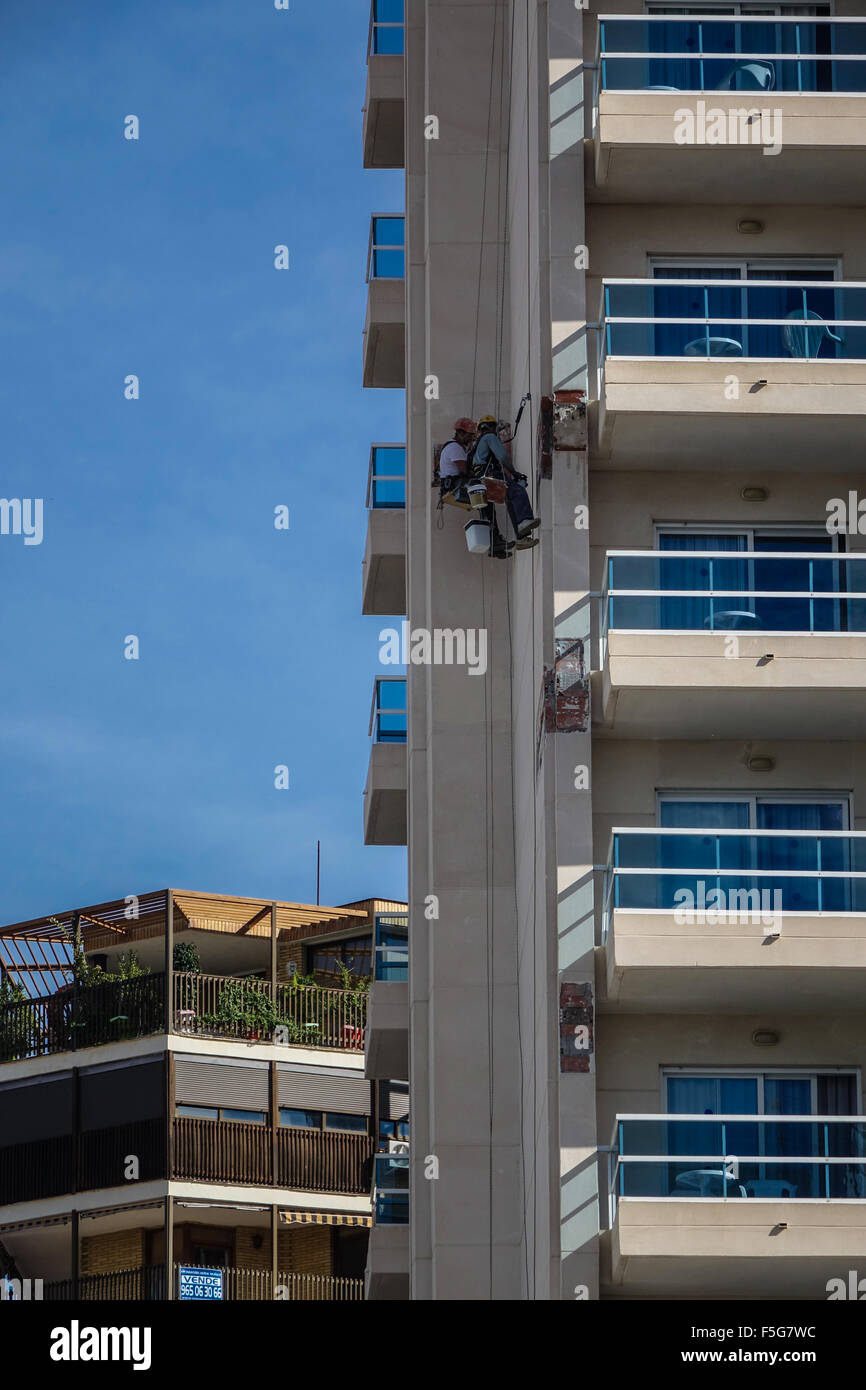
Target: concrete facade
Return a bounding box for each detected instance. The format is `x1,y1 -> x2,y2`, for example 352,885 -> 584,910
362,0 -> 866,1299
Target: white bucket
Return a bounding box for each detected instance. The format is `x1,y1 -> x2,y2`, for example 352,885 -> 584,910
467,482 -> 488,509
464,519 -> 491,555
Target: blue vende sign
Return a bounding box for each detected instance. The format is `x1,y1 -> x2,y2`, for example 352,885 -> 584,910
178,1266 -> 224,1301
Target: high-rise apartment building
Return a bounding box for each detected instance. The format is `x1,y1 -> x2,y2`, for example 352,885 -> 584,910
361,0 -> 866,1300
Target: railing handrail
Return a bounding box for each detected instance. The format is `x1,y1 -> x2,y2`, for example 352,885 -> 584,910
609,827 -> 866,839
609,1110 -> 866,1151
606,549 -> 864,560
602,277 -> 866,289
598,14 -> 866,23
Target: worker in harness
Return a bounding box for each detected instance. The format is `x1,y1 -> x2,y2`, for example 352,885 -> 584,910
473,415 -> 540,549
439,416 -> 513,559
438,417 -> 476,489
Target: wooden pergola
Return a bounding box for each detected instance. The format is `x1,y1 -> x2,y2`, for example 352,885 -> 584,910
0,889 -> 370,1001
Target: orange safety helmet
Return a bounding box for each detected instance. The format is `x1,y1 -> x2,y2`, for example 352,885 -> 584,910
454,417 -> 476,434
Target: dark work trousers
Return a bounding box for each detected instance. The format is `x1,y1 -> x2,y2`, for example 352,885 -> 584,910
480,502 -> 506,543
505,476 -> 535,532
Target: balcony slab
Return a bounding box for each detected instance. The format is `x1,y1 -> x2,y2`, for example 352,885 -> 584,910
596,632 -> 866,739
594,358 -> 866,469
363,54 -> 405,168
591,93 -> 866,205
602,911 -> 866,1013
362,508 -> 406,616
607,1199 -> 866,1299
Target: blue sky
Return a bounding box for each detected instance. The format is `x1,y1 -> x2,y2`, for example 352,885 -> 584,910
0,0 -> 406,921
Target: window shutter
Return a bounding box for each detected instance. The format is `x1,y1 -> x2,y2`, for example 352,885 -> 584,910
174,1056 -> 270,1110
80,1060 -> 164,1131
0,1075 -> 74,1142
382,1081 -> 409,1120
277,1066 -> 370,1115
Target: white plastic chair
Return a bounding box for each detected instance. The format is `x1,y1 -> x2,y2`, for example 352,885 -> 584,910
782,308 -> 843,359
716,60 -> 775,91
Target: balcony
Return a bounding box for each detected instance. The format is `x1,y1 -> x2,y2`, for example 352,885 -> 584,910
365,914 -> 408,1081
363,0 -> 404,168
173,1118 -> 374,1194
598,551 -> 866,738
606,1113 -> 866,1299
0,971 -> 367,1065
362,445 -> 406,616
363,216 -> 405,389
594,279 -> 866,467
366,1152 -> 409,1299
363,678 -> 407,846
601,827 -> 866,1013
591,16 -> 866,204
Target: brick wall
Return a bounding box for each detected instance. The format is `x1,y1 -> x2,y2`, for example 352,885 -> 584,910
278,941 -> 304,979
81,1228 -> 145,1275
234,1224 -> 332,1275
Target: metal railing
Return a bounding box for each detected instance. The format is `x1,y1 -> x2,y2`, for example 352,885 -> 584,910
608,1113 -> 866,1222
602,828 -> 866,940
598,16 -> 866,94
42,1265 -> 363,1301
278,1271 -> 365,1300
1,1119 -> 165,1206
369,677 -> 407,744
366,444 -> 406,509
44,1266 -> 167,1301
368,0 -> 405,57
366,214 -> 405,282
599,278 -> 866,361
602,551 -> 866,637
373,1152 -> 409,1224
0,973 -> 165,1063
174,973 -> 367,1051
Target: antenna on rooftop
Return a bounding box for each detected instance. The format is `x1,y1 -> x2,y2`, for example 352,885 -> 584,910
316,840 -> 321,905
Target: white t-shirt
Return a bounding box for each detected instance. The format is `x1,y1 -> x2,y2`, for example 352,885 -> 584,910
439,440 -> 467,478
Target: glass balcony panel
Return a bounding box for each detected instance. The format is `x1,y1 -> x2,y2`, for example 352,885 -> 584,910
613,1119 -> 866,1200
609,831 -> 866,914
606,553 -> 866,634
370,446 -> 406,508
374,1153 -> 410,1224
604,282 -> 866,359
599,19 -> 866,92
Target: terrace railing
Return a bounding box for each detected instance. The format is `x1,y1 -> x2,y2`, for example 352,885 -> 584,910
599,279 -> 866,361
1,1119 -> 165,1206
597,16 -> 866,95
608,1113 -> 866,1222
602,551 -> 866,637
43,1265 -> 167,1301
173,973 -> 367,1051
0,973 -> 165,1063
42,1264 -> 364,1302
171,1117 -> 373,1193
602,828 -> 866,940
